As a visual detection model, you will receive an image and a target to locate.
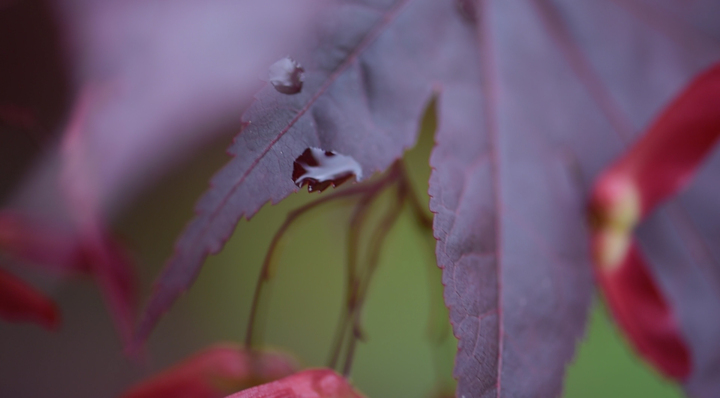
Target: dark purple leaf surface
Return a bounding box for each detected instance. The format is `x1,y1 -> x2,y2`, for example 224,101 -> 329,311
637,148 -> 720,398
136,0 -> 436,347
139,0 -> 720,396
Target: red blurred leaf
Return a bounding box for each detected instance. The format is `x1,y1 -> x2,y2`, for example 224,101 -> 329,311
0,210 -> 137,343
0,267 -> 60,330
224,369 -> 364,398
134,0 -> 720,396
120,345 -> 298,398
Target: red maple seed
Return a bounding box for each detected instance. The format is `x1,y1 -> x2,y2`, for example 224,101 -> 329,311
594,243 -> 691,379
593,62 -> 720,219
589,62 -> 720,381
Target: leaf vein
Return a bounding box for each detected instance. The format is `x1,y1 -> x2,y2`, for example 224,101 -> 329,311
200,0 -> 415,236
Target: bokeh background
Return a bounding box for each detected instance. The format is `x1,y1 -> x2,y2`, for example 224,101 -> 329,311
1,102 -> 684,397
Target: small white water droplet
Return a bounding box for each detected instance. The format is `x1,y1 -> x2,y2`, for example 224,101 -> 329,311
292,147 -> 362,192
269,57 -> 304,94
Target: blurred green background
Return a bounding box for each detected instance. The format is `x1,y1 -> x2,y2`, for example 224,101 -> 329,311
112,106 -> 684,397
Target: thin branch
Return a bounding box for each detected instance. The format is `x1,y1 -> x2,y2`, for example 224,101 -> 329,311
245,164 -> 401,349
328,193 -> 375,369
397,162 -> 433,230
342,183 -> 405,376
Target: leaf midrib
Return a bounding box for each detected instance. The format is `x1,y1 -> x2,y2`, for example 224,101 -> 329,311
476,0 -> 505,396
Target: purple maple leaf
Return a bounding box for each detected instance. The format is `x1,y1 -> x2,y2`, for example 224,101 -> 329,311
5,0 -> 720,396
134,0 -> 720,396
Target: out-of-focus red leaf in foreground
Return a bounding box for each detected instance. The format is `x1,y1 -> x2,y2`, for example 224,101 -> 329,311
120,344 -> 298,398
590,62 -> 720,380
0,210 -> 137,339
0,267 -> 59,330
224,369 -> 364,398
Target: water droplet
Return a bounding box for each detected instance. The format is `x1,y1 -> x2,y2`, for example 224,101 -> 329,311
456,0 -> 477,23
292,148 -> 362,192
269,57 -> 304,95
